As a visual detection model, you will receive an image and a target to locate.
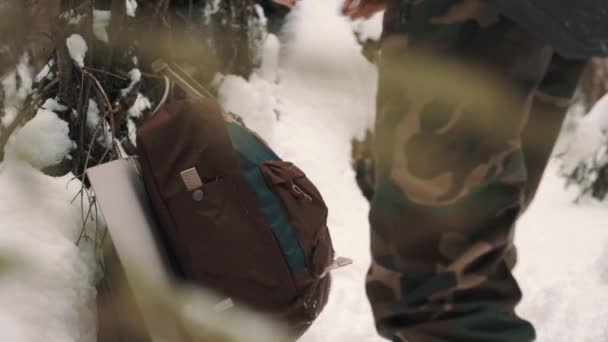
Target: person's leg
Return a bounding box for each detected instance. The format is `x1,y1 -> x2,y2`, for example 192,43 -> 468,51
256,0 -> 294,35
366,1 -> 586,341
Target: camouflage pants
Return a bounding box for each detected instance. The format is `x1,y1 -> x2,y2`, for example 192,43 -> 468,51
367,1 -> 586,341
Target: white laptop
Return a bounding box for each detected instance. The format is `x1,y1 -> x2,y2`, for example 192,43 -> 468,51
86,157 -> 182,341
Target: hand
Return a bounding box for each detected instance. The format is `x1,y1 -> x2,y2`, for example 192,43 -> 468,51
272,0 -> 298,7
341,0 -> 388,20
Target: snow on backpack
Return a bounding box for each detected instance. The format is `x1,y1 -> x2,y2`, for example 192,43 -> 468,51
135,61 -> 350,336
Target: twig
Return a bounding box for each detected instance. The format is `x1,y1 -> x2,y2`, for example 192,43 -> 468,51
70,187 -> 84,204
108,109 -> 121,158
82,69 -> 119,158
83,66 -> 128,80
78,70 -> 116,188
76,192 -> 95,246
82,70 -> 113,112
38,78 -> 60,96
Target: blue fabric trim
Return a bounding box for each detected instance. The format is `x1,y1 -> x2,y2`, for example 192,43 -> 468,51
225,122 -> 306,274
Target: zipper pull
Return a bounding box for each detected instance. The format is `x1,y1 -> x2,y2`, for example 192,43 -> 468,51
319,257 -> 353,278
290,182 -> 313,202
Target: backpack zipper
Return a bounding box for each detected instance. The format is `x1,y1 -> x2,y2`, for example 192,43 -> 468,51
303,280 -> 322,317
289,181 -> 313,202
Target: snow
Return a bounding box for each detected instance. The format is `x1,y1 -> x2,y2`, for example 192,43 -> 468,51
258,34 -> 281,82
86,98 -> 112,148
514,163 -> 608,342
93,10 -> 111,43
0,114 -> 97,342
85,99 -> 102,132
0,161 -> 98,342
121,68 -> 142,96
127,119 -> 137,146
556,95 -> 608,199
0,58 -> 99,342
127,93 -> 151,119
68,14 -> 85,25
351,11 -> 384,42
0,50 -> 97,342
2,1 -> 608,341
202,0 -> 221,23
217,35 -> 282,140
218,73 -> 279,141
254,4 -> 268,27
121,69 -> 151,120
4,109 -> 73,170
66,34 -> 87,68
560,95 -> 608,174
125,0 -> 138,17
1,109 -> 17,129
1,55 -> 33,128
34,60 -> 55,83
41,98 -> 68,112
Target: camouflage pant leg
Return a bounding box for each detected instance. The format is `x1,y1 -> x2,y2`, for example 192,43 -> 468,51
366,1 -> 586,341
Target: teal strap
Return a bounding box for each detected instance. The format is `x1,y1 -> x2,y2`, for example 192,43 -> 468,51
226,122 -> 306,274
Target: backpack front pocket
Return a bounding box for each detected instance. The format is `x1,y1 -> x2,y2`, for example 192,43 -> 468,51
260,160 -> 334,279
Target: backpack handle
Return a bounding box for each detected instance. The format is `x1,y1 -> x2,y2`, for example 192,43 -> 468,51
152,74 -> 170,115
151,59 -> 234,121
151,60 -> 214,100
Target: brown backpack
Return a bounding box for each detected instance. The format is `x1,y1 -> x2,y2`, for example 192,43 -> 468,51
136,66 -> 344,336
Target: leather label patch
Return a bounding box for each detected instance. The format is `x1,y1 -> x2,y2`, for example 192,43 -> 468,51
180,167 -> 203,191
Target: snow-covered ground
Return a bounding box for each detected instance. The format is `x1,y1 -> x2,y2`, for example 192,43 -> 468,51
0,163 -> 98,341
1,0 -> 608,341
515,161 -> 608,342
